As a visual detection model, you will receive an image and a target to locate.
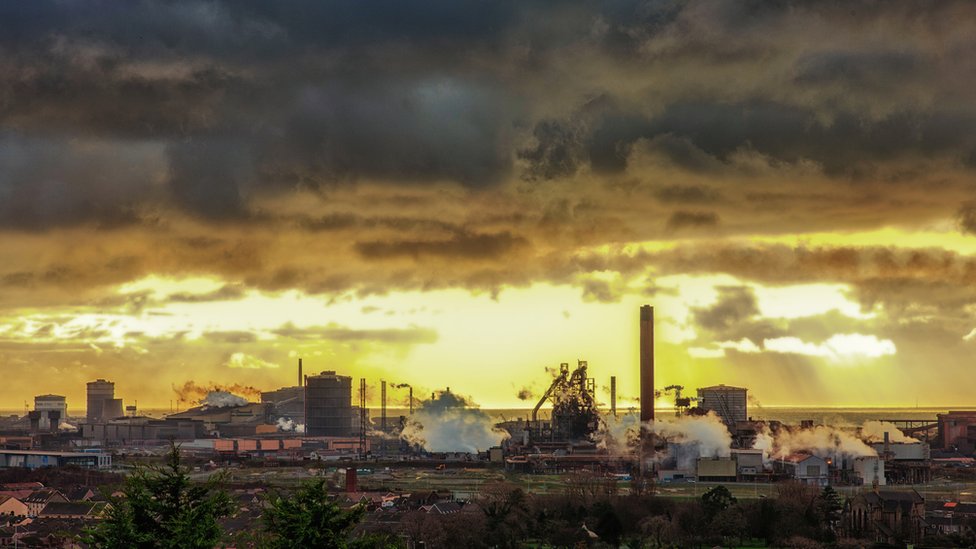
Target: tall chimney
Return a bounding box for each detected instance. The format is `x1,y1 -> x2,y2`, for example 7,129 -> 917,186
640,305 -> 654,424
345,467 -> 358,493
610,376 -> 617,417
409,386 -> 414,415
381,380 -> 387,432
298,358 -> 303,387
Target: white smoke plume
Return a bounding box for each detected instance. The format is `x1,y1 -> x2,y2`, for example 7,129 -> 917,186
276,418 -> 305,433
400,391 -> 509,453
753,423 -> 878,462
200,391 -> 249,408
58,422 -> 78,431
593,412 -> 640,454
859,421 -> 919,444
652,412 -> 733,460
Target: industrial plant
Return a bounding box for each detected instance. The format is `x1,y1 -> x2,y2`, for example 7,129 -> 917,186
0,304 -> 957,488
2,303 -> 975,547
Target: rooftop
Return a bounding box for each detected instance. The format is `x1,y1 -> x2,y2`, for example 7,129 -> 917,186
698,384 -> 747,392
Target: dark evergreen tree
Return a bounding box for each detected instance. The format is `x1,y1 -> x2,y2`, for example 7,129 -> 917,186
82,443 -> 234,549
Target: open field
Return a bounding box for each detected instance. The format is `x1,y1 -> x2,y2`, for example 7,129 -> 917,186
188,462 -> 976,503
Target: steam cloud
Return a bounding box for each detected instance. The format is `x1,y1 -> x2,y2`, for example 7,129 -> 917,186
400,391 -> 509,453
653,412 -> 733,461
276,417 -> 305,433
860,420 -> 919,444
200,391 -> 249,408
173,381 -> 262,403
593,413 -> 641,454
751,420 -> 919,463
516,387 -> 533,401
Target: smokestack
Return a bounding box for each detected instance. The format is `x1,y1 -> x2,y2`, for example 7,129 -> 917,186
345,467 -> 358,493
640,305 -> 654,424
409,386 -> 414,415
610,376 -> 617,417
381,380 -> 387,432
298,358 -> 303,387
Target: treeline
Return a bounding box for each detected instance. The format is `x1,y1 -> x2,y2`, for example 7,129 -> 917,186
83,452 -> 976,548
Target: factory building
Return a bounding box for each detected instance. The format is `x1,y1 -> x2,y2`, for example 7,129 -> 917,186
697,384 -> 748,427
33,395 -> 67,431
853,456 -> 886,486
696,457 -> 737,482
730,449 -> 764,479
168,402 -> 272,437
262,386 -> 305,423
871,438 -> 931,484
80,417 -> 206,442
86,379 -> 115,422
305,371 -> 353,437
937,411 -> 976,452
0,449 -> 111,470
773,453 -> 830,486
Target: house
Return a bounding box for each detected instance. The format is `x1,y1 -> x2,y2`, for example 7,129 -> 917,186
926,501 -> 976,535
845,489 -> 926,546
22,490 -> 67,516
38,501 -> 103,519
428,502 -> 462,515
64,487 -> 95,502
0,495 -> 28,518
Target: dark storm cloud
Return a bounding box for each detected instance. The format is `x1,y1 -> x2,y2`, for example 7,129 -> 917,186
355,231 -> 528,260
691,286 -> 785,346
956,202 -> 976,235
654,185 -> 722,204
666,211 -> 719,231
0,0 -> 974,229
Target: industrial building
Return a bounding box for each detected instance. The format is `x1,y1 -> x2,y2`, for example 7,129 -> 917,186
168,402 -> 272,437
79,417 -> 206,443
86,379 -> 116,422
33,395 -> 67,431
305,371 -> 353,437
262,358 -> 307,422
773,453 -> 830,486
937,410 -> 976,452
697,384 -> 748,428
871,437 -> 932,484
0,449 -> 111,469
262,385 -> 304,423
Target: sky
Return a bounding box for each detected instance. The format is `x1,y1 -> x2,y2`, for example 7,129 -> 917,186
2,1 -> 976,412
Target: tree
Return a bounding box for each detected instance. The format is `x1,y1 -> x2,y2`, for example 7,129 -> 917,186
262,479 -> 391,549
816,485 -> 843,533
83,443 -> 234,549
477,481 -> 531,548
701,485 -> 737,520
711,506 -> 748,546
